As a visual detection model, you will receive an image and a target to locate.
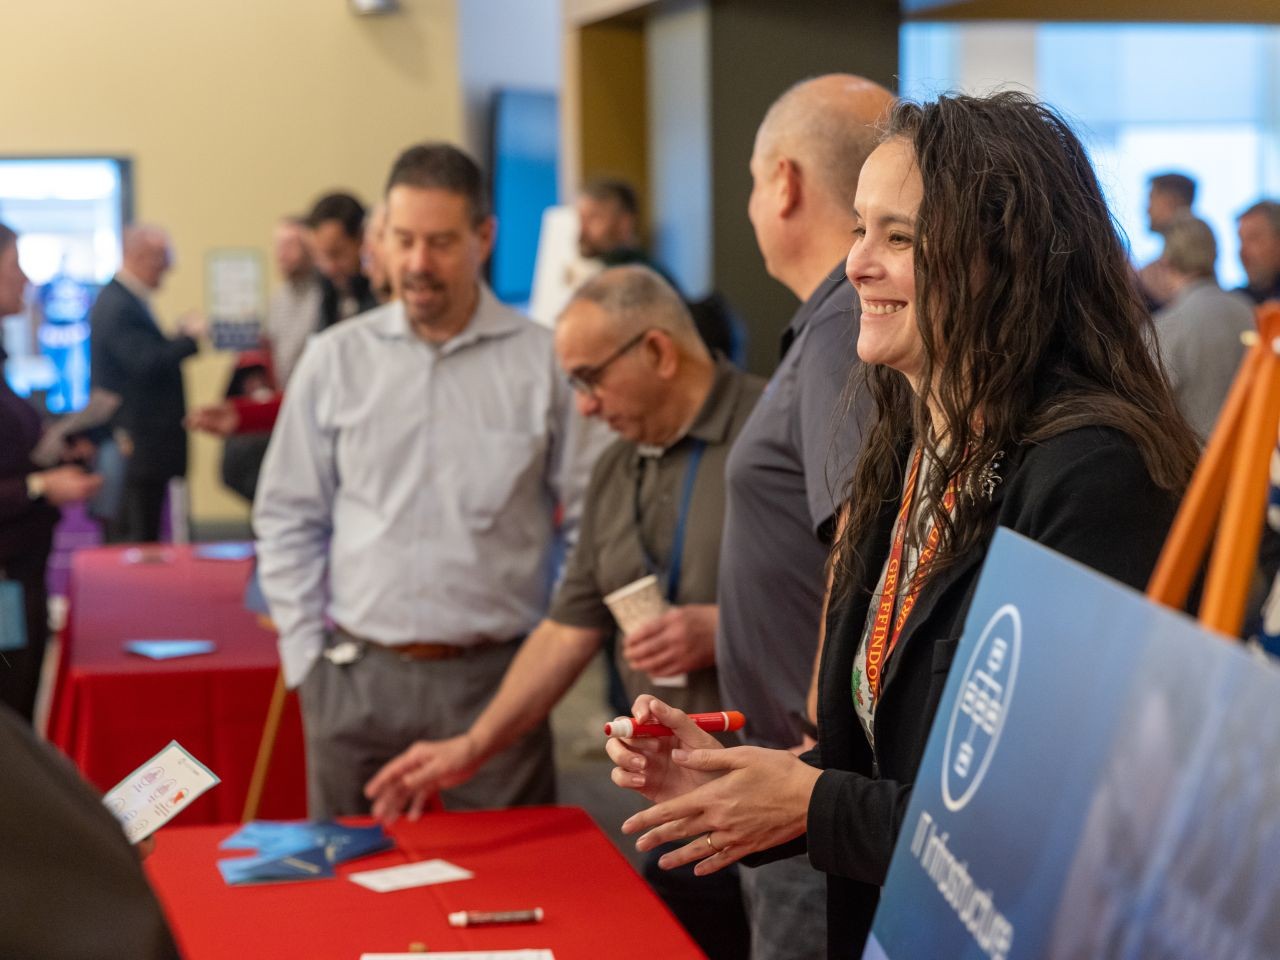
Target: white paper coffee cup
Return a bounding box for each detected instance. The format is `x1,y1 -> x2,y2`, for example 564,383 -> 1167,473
603,575 -> 687,688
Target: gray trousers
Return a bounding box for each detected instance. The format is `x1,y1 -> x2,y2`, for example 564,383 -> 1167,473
298,637 -> 555,818
740,853 -> 828,960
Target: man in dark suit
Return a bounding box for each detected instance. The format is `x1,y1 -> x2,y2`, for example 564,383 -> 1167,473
90,225 -> 205,542
306,191 -> 380,330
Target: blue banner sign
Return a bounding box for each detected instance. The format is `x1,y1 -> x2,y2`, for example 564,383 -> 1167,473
865,529 -> 1280,960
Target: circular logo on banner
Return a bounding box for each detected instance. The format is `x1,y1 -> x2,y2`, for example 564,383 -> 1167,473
942,603 -> 1021,813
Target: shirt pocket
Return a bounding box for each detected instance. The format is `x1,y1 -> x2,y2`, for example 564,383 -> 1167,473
451,429 -> 546,530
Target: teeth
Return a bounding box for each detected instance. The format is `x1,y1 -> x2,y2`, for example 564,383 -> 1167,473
863,301 -> 906,316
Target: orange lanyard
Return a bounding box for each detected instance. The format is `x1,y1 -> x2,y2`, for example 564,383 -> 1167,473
866,447 -> 958,702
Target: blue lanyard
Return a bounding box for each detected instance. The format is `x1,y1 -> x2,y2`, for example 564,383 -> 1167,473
634,439 -> 706,604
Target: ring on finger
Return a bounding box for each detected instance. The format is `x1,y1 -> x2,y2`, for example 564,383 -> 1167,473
704,833 -> 722,854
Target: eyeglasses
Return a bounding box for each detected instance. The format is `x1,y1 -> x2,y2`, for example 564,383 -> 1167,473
566,330 -> 649,396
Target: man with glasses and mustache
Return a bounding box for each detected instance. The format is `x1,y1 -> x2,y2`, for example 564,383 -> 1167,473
254,143 -> 605,819
365,265 -> 762,959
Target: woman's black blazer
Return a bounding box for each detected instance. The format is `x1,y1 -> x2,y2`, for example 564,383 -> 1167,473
789,425 -> 1179,958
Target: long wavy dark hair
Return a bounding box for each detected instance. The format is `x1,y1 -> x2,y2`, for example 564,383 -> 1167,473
835,91 -> 1199,589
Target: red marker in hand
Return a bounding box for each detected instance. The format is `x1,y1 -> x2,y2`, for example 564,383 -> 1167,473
604,711 -> 746,738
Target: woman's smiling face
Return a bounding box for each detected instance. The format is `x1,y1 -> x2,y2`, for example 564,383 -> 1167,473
846,137 -> 925,390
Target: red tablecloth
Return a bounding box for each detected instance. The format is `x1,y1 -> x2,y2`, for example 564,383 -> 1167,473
48,544 -> 307,823
145,806 -> 705,960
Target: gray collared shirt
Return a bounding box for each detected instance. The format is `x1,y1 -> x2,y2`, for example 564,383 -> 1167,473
254,284 -> 604,687
716,268 -> 867,748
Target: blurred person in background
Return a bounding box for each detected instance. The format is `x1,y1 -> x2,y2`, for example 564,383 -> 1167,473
1152,215 -> 1254,442
306,191 -> 379,330
1137,171 -> 1196,310
577,178 -> 743,364
209,215 -> 322,503
260,215 -> 321,390
186,202 -> 390,453
88,224 -> 205,543
1236,200 -> 1280,306
0,223 -> 103,721
577,178 -> 650,269
363,200 -> 392,305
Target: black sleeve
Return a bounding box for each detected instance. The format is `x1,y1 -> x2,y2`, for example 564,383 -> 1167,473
1009,430 -> 1176,593
0,476 -> 32,524
805,769 -> 913,882
108,311 -> 198,382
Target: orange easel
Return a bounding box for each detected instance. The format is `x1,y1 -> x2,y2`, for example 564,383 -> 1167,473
1148,302 -> 1280,638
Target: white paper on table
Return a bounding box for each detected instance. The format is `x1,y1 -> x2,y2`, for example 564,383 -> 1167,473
361,952 -> 554,960
347,858 -> 474,893
102,741 -> 220,844
603,575 -> 687,688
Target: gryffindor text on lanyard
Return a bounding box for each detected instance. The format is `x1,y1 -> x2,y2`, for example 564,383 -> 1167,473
865,446 -> 959,702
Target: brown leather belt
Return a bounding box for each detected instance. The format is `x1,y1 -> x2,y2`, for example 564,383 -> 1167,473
334,626 -> 520,663
368,640 -> 468,662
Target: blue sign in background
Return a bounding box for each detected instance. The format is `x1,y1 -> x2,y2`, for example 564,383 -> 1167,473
866,529 -> 1280,960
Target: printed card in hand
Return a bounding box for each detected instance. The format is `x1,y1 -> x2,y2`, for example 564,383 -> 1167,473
102,741 -> 220,843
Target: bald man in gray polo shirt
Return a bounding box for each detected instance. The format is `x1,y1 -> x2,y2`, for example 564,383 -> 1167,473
716,75 -> 893,960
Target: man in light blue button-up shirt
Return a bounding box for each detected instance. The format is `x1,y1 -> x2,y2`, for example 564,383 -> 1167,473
254,144 -> 604,816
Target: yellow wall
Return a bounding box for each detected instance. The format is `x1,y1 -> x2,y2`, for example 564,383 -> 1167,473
1,0 -> 463,525
573,23 -> 649,209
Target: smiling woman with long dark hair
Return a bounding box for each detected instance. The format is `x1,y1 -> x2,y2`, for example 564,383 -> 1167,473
605,91 -> 1199,959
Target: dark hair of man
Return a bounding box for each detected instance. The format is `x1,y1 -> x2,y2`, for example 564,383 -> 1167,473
306,192 -> 366,239
384,143 -> 491,225
1149,172 -> 1196,207
0,222 -> 15,256
836,92 -> 1199,588
581,177 -> 639,218
1239,199 -> 1280,234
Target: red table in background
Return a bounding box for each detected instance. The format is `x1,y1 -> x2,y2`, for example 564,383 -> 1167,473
48,544 -> 307,823
146,806 -> 705,960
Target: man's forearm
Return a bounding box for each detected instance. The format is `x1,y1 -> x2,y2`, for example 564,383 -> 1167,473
467,620 -> 603,761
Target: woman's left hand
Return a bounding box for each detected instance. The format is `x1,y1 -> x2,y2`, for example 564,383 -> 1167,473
620,744 -> 822,875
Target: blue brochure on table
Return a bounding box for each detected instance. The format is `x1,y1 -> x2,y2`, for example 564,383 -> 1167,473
217,820 -> 394,885
218,841 -> 335,884
124,639 -> 216,660
864,529 -> 1280,960
193,541 -> 255,561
